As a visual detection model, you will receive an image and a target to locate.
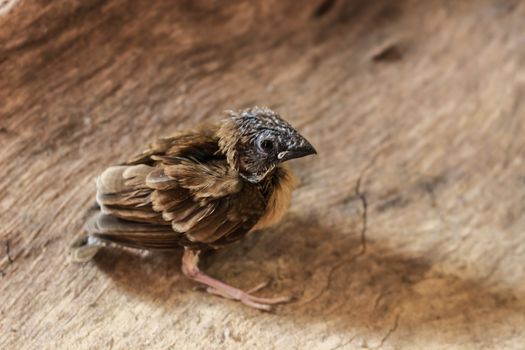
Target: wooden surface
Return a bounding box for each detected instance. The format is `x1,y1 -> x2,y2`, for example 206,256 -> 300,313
1,0 -> 525,349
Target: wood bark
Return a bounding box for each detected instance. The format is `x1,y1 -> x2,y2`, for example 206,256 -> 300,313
1,0 -> 525,349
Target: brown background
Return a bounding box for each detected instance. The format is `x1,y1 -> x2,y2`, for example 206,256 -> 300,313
1,0 -> 525,349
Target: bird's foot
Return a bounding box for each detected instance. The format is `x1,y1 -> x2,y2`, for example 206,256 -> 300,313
205,280 -> 292,311
182,249 -> 292,311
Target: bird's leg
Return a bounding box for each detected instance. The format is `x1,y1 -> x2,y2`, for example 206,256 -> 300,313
181,249 -> 291,311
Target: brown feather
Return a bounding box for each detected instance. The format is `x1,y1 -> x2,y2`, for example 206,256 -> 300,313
252,165 -> 297,230
90,127 -> 267,250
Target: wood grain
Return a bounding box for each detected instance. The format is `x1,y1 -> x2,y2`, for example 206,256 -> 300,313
1,0 -> 525,349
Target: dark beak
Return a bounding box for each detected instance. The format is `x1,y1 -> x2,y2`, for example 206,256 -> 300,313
278,135 -> 317,162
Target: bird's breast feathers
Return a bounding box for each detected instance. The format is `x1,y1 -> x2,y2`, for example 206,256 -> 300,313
253,165 -> 297,231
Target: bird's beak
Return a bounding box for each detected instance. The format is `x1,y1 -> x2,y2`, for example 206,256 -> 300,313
278,134 -> 317,162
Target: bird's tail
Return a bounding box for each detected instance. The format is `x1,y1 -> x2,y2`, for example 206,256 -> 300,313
69,235 -> 105,263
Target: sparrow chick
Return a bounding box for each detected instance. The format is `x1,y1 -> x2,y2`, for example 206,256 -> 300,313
71,106 -> 316,310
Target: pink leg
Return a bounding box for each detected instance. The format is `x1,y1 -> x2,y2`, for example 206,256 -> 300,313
181,249 -> 291,311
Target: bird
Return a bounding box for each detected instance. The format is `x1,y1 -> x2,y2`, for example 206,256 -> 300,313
70,106 -> 317,310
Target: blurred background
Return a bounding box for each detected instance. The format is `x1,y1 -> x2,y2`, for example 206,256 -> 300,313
1,1 -> 524,349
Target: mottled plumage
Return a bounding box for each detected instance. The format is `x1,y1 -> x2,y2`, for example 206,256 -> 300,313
71,106 -> 316,310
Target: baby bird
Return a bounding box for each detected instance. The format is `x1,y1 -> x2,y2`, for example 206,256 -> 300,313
71,106 -> 316,310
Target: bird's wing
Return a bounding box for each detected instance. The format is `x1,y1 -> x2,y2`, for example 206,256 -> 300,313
89,131 -> 266,249
126,127 -> 221,165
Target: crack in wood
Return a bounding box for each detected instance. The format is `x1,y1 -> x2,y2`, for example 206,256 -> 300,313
355,173 -> 368,255
313,0 -> 337,18
329,335 -> 356,350
376,313 -> 400,349
3,240 -> 13,264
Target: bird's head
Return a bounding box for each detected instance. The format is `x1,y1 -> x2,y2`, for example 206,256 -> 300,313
218,106 -> 317,183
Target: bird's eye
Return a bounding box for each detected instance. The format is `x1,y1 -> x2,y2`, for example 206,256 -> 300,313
257,138 -> 275,153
